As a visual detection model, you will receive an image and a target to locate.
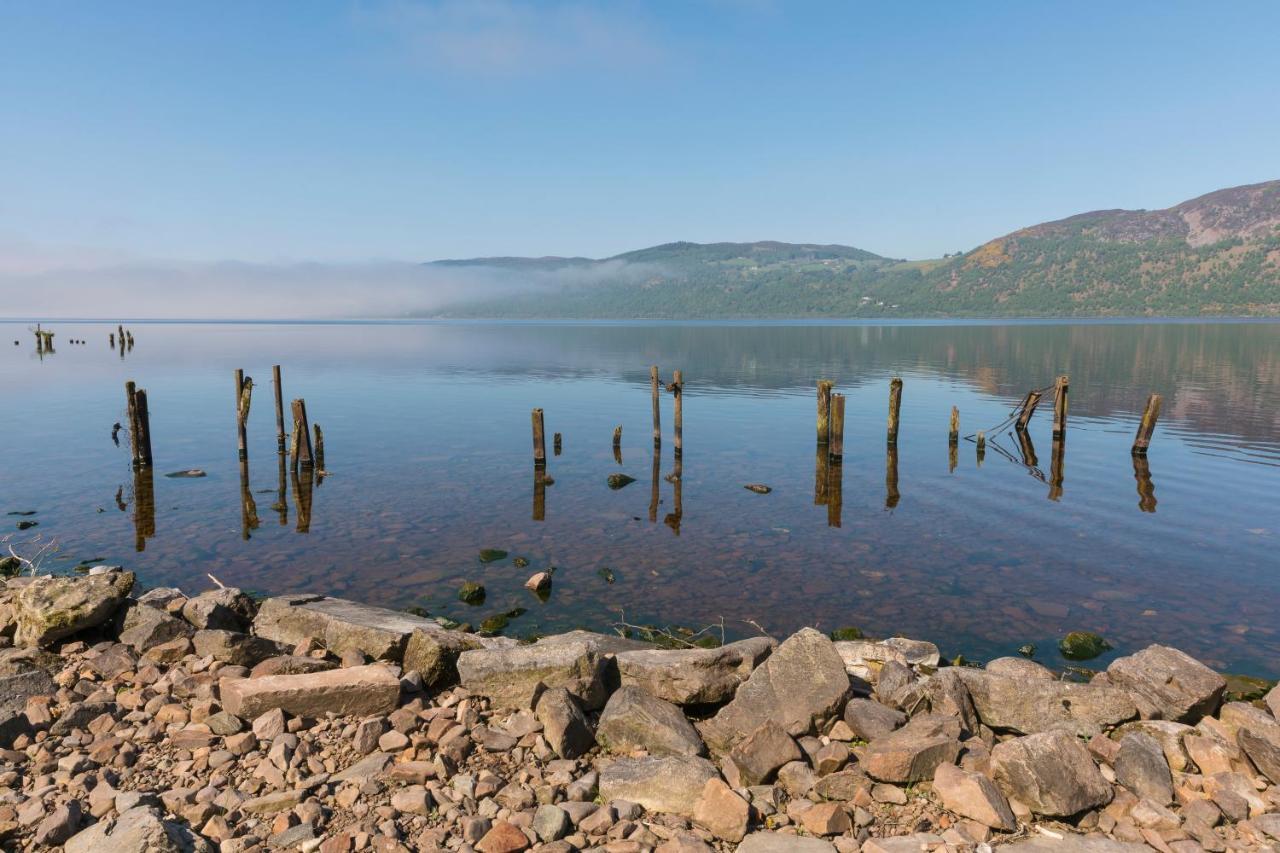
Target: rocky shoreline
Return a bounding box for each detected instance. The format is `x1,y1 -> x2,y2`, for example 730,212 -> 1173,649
2,570 -> 1279,852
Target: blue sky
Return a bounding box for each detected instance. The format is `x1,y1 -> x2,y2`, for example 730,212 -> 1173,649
3,1 -> 1279,267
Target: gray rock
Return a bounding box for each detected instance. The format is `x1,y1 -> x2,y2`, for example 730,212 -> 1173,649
699,628 -> 850,752
50,700 -> 115,736
932,762 -> 1016,830
615,637 -> 775,705
0,658 -> 57,715
136,587 -> 185,608
254,594 -> 452,662
193,629 -> 284,667
1266,684 -> 1279,721
1096,644 -> 1225,723
990,729 -> 1113,817
599,755 -> 719,818
403,624 -> 483,686
956,668 -> 1137,737
737,832 -> 837,853
64,806 -> 214,853
916,668 -> 979,732
532,804 -> 571,842
1112,720 -> 1194,772
998,836 -> 1151,852
985,656 -> 1056,682
833,638 -> 940,682
181,587 -> 256,632
249,655 -> 339,678
874,660 -> 918,708
723,719 -> 802,787
35,799 -> 83,846
1238,727 -> 1280,784
534,629 -> 655,655
458,639 -> 609,710
14,571 -> 135,647
1114,731 -> 1174,804
843,698 -> 906,741
117,601 -> 194,652
597,685 -> 706,757
535,687 -> 595,759
219,663 -> 401,718
860,714 -> 962,783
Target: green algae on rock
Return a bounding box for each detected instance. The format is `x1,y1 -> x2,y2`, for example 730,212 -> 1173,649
458,582 -> 486,605
1059,632 -> 1112,661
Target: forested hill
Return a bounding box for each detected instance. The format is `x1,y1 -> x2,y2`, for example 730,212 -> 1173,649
431,181 -> 1280,318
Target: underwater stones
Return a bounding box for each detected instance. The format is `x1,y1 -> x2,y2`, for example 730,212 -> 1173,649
458,582 -> 486,605
606,473 -> 637,489
478,549 -> 508,563
1058,632 -> 1112,661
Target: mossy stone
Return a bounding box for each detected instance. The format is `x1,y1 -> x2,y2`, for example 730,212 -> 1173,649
478,549 -> 508,564
830,627 -> 864,641
1058,631 -> 1111,661
458,582 -> 486,605
606,474 -> 636,490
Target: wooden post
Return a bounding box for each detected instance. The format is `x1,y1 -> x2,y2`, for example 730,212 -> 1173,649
885,443 -> 900,509
110,332 -> 116,349
828,393 -> 846,460
313,424 -> 325,471
293,467 -> 314,533
887,377 -> 903,445
949,406 -> 959,444
289,420 -> 301,470
1052,375 -> 1069,440
1015,390 -> 1043,432
239,458 -> 260,540
1131,393 -> 1162,455
650,366 -> 661,447
553,432 -> 562,456
1133,454 -> 1157,513
291,399 -> 314,469
1016,427 -> 1038,467
948,442 -> 958,474
134,389 -> 154,467
816,380 -> 834,445
531,408 -> 546,467
672,370 -> 683,458
125,381 -> 141,466
236,371 -> 252,461
272,365 -> 285,454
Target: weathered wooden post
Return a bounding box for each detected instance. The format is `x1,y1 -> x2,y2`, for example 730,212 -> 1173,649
816,380 -> 834,445
1052,375 -> 1069,440
1133,454 -> 1157,513
272,365 -> 285,454
949,406 -> 959,444
828,394 -> 846,461
235,370 -> 252,461
125,381 -> 141,466
1015,390 -> 1043,432
651,366 -> 661,447
887,377 -> 903,445
826,461 -> 843,528
134,389 -> 153,467
612,426 -> 623,465
672,370 -> 683,458
531,408 -> 546,467
885,443 -> 900,509
110,332 -> 116,349
1131,393 -> 1162,455
291,399 -> 314,470
313,424 -> 325,471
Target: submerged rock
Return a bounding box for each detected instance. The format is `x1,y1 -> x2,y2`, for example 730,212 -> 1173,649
606,473 -> 637,489
164,469 -> 207,478
1058,631 -> 1111,661
743,484 -> 772,494
478,548 -> 508,563
458,582 -> 486,605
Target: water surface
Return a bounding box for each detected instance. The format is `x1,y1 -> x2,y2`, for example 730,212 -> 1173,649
3,320 -> 1278,676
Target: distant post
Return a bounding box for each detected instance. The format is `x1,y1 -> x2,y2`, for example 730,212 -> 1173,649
651,366 -> 661,447
828,393 -> 846,461
273,365 -> 286,454
887,377 -> 903,445
672,370 -> 683,458
1131,393 -> 1162,455
816,380 -> 834,445
1052,375 -> 1069,440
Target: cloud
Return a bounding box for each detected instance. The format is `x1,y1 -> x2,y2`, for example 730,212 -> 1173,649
362,0 -> 664,76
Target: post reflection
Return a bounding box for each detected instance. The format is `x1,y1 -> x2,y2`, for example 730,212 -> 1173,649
292,466 -> 314,533
885,444 -> 900,510
813,443 -> 829,506
1133,454 -> 1157,513
532,469 -> 548,522
826,461 -> 844,528
664,455 -> 683,535
649,451 -> 660,523
273,452 -> 289,526
240,459 -> 260,540
1048,439 -> 1065,501
132,465 -> 156,552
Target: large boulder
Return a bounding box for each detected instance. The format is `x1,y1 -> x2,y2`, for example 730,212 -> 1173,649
932,762 -> 1016,830
843,698 -> 906,741
64,806 -> 214,853
614,637 -> 774,706
181,587 -> 256,632
956,669 -> 1137,737
699,628 -> 850,752
15,571 -> 135,647
596,686 -> 706,757
1114,731 -> 1173,804
833,637 -> 940,682
219,664 -> 400,719
457,639 -> 609,710
860,714 -> 961,784
117,601 -> 194,652
402,624 -> 483,686
534,687 -> 595,759
1095,645 -> 1225,723
598,755 -> 719,818
1238,727 -> 1280,784
252,594 -> 438,661
723,719 -> 802,787
990,729 -> 1113,817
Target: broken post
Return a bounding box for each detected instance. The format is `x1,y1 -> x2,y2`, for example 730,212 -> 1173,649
651,365 -> 661,447
828,393 -> 846,461
531,408 -> 546,467
235,370 -> 252,461
887,377 -> 903,445
291,399 -> 314,470
134,389 -> 154,468
273,365 -> 285,454
816,379 -> 834,445
949,406 -> 959,444
1015,390 -> 1043,432
1131,393 -> 1162,455
125,381 -> 141,466
672,370 -> 683,458
1052,375 -> 1069,439
313,424 -> 325,471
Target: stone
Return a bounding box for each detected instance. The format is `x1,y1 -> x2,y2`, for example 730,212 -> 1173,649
117,601 -> 194,652
14,571 -> 135,646
0,660 -> 57,715
1098,645 -> 1226,723
220,663 -> 400,718
1266,684 -> 1279,720
1238,726 -> 1280,784
181,587 -> 256,632
874,660 -> 918,707
699,628 -> 850,752
1113,720 -> 1194,772
833,637 -> 941,681
860,715 -> 962,783
1058,631 -> 1112,661
35,799 -> 82,846
192,629 -> 283,667
598,755 -> 719,819
390,785 -> 433,816
535,686 -> 595,759
843,698 -> 906,741
724,719 -> 802,786
532,804 -> 571,842
996,837 -> 1150,852
956,669 -> 1137,737
402,624 -> 482,686
64,806 -> 214,853
990,729 -> 1113,817
985,656 -> 1056,681
597,685 -> 706,757
253,593 -> 444,661
458,639 -> 609,709
690,779 -> 746,842
814,741 -> 849,775
814,768 -> 868,801
862,836 -> 948,853
250,655 -> 338,678
737,831 -> 837,853
1114,731 -> 1174,804
476,820 -> 531,853
932,763 -> 1016,830
0,709 -> 32,746
614,637 -> 775,705
777,759 -> 818,796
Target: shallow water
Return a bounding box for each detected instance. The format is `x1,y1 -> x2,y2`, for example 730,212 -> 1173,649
3,320 -> 1279,676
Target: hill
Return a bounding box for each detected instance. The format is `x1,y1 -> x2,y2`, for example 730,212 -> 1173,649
431,181 -> 1280,318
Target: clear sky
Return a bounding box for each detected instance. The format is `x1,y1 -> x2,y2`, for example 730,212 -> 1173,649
3,1 -> 1279,267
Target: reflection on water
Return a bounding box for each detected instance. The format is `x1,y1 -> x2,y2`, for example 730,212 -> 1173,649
3,320 -> 1279,676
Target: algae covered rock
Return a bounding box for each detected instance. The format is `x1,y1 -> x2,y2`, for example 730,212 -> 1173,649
458,582 -> 486,605
15,571 -> 135,647
1058,631 -> 1111,661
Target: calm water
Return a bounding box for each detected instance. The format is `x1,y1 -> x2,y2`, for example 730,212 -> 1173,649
4,321 -> 1279,677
